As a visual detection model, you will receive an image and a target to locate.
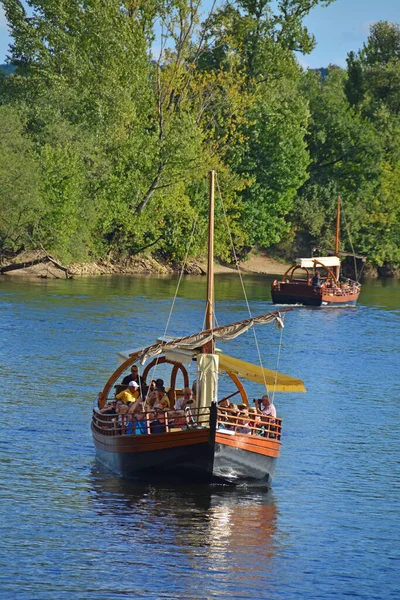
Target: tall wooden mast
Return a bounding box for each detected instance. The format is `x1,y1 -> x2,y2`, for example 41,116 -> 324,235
205,170 -> 215,332
334,196 -> 341,280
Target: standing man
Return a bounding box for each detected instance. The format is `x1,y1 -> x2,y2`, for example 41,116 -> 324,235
311,269 -> 321,287
121,364 -> 146,397
256,395 -> 276,418
256,394 -> 277,438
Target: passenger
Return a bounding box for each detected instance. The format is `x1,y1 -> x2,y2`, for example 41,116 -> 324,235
257,394 -> 277,438
99,399 -> 117,414
236,409 -> 251,435
121,364 -> 147,393
257,394 -> 277,418
218,398 -> 230,409
116,380 -> 140,404
154,386 -> 170,410
226,403 -> 240,430
149,386 -> 171,433
248,407 -> 261,435
127,396 -> 144,416
148,379 -> 157,392
175,387 -> 193,410
144,389 -> 157,411
311,270 -> 321,287
116,404 -> 130,432
127,400 -> 148,435
217,398 -> 230,429
170,387 -> 193,429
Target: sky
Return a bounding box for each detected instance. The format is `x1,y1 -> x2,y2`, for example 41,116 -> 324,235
0,0 -> 399,68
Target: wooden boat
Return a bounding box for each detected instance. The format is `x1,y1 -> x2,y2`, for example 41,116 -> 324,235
92,171 -> 306,486
271,197 -> 363,307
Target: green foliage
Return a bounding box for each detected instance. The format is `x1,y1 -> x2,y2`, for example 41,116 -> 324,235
346,22 -> 400,116
0,2 -> 399,272
291,66 -> 387,259
37,142 -> 93,262
342,22 -> 400,269
239,76 -> 310,246
0,105 -> 42,254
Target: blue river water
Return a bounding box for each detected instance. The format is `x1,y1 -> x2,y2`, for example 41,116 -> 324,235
0,273 -> 399,599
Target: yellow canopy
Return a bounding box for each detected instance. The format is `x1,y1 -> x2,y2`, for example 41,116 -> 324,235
218,354 -> 306,393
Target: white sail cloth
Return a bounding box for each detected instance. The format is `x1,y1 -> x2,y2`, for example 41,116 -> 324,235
137,312 -> 280,364
197,354 -> 219,408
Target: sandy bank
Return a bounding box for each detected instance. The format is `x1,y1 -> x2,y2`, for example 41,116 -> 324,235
0,250 -> 290,279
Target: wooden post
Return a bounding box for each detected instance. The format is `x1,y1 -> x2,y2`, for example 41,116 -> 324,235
335,196 -> 341,280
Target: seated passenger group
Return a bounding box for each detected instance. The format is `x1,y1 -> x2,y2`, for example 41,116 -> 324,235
99,364 -> 276,438
217,394 -> 276,437
99,365 -> 197,435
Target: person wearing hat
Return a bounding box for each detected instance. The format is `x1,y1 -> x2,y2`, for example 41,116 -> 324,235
115,380 -> 140,404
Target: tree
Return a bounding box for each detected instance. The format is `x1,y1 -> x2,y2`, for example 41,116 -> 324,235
344,22 -> 400,269
0,105 -> 42,254
291,68 -> 382,255
197,0 -> 327,249
346,21 -> 400,115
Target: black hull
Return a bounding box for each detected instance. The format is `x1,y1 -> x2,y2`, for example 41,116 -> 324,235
92,429 -> 277,487
94,439 -> 216,483
214,442 -> 275,485
271,292 -> 323,306
271,292 -> 358,307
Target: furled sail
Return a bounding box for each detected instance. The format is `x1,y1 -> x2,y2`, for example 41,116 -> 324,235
117,311 -> 283,365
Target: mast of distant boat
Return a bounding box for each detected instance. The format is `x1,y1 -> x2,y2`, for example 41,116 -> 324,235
334,196 -> 341,281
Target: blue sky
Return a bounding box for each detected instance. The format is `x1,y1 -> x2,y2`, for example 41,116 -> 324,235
0,0 -> 399,68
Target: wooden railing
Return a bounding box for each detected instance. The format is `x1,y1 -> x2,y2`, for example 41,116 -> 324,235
92,406 -> 212,436
92,404 -> 281,440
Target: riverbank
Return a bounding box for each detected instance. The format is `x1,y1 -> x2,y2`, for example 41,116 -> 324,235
2,250 -> 396,279
0,250 -> 290,279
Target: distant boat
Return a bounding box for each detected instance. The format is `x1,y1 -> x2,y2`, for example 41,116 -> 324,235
271,197 -> 363,307
91,171 -> 306,486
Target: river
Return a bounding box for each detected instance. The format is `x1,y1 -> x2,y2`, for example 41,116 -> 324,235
0,274 -> 399,599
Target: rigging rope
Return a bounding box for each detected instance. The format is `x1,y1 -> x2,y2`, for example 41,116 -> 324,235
148,216 -> 198,387
340,199 -> 359,281
271,313 -> 285,404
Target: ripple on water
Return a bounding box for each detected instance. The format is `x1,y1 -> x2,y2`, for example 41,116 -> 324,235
0,276 -> 399,599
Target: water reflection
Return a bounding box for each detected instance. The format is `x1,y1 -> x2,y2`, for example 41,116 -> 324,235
89,466 -> 278,572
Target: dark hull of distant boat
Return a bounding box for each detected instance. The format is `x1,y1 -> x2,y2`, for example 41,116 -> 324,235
271,282 -> 360,307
